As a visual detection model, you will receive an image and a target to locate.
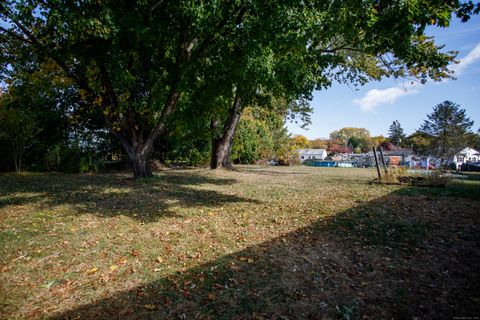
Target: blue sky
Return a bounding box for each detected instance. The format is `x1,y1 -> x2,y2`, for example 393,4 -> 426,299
287,15 -> 480,139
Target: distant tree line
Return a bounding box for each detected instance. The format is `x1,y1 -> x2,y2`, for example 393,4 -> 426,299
292,101 -> 479,162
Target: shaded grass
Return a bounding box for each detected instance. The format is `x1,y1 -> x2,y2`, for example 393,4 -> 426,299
396,177 -> 480,200
0,166 -> 479,319
328,206 -> 428,252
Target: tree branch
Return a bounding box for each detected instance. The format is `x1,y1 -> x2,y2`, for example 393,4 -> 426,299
143,80 -> 180,154
6,18 -> 93,95
189,5 -> 247,61
0,26 -> 32,44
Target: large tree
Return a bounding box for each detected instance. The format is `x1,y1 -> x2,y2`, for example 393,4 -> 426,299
205,0 -> 480,170
388,120 -> 406,147
330,127 -> 372,152
419,100 -> 474,162
1,1 -> 478,177
404,131 -> 434,155
1,1 -> 259,177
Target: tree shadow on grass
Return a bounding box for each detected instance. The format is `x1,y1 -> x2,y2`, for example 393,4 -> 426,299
0,171 -> 255,222
47,187 -> 480,320
394,179 -> 480,201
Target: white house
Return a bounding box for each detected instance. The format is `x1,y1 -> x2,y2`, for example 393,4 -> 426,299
298,149 -> 327,163
453,147 -> 480,169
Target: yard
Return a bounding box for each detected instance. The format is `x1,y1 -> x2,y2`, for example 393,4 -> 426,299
1,166 -> 479,319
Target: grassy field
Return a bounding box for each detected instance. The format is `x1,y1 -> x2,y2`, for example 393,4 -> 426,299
1,166 -> 479,319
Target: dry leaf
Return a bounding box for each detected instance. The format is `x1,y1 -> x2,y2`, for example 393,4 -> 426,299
143,304 -> 156,310
118,257 -> 127,264
162,296 -> 172,306
207,293 -> 216,300
230,265 -> 242,272
109,265 -> 118,271
86,267 -> 98,275
155,256 -> 163,263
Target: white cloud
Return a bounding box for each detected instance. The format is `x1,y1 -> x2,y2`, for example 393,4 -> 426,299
450,42 -> 480,76
353,43 -> 480,112
353,86 -> 418,112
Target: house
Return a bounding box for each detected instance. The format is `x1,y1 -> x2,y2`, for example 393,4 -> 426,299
298,149 -> 327,163
453,147 -> 480,169
382,149 -> 414,166
345,148 -> 414,167
348,153 -> 374,167
331,153 -> 350,161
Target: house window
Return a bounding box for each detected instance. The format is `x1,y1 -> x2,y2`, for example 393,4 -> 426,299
301,156 -> 304,159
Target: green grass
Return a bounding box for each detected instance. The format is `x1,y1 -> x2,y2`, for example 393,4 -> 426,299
0,166 -> 479,319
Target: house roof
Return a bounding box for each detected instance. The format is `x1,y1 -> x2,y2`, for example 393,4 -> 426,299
297,149 -> 327,155
458,147 -> 480,155
383,149 -> 414,156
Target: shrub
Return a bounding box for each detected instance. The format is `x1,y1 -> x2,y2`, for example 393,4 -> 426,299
44,145 -> 63,171
43,144 -> 101,173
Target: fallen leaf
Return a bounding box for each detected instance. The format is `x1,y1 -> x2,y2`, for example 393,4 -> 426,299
131,250 -> 140,257
155,256 -> 163,263
230,265 -> 242,272
207,293 -> 216,300
143,304 -> 156,310
86,267 -> 98,275
109,265 -> 118,271
118,257 -> 127,264
162,296 -> 172,306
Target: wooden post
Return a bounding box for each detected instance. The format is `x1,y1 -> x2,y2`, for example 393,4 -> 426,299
373,147 -> 382,182
379,147 -> 388,175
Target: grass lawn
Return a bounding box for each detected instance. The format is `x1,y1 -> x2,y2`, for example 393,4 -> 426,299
1,166 -> 479,319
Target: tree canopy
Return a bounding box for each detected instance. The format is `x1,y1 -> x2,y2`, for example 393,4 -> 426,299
329,127 -> 372,153
388,120 -> 406,147
419,100 -> 474,160
1,0 -> 479,177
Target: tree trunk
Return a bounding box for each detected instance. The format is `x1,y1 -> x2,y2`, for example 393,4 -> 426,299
107,85 -> 181,179
131,150 -> 152,178
12,147 -> 22,173
16,156 -> 21,173
13,156 -> 20,173
121,141 -> 153,179
210,93 -> 242,169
